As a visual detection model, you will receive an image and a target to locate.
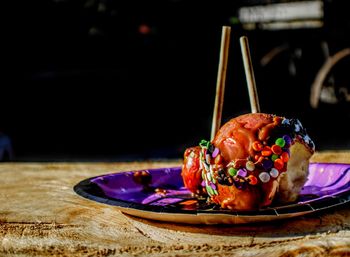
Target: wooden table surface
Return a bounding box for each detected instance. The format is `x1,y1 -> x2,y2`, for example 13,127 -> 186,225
1,151 -> 350,257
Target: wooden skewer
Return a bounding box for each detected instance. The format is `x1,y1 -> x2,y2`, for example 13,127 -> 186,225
240,36 -> 260,113
211,26 -> 231,140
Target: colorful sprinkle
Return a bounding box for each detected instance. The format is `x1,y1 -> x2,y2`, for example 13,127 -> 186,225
199,139 -> 209,148
237,168 -> 247,177
275,138 -> 286,147
270,168 -> 279,178
248,175 -> 258,185
212,147 -> 220,158
196,121 -> 303,194
271,145 -> 282,155
206,185 -> 214,195
271,154 -> 279,161
259,172 -> 271,183
214,154 -> 222,164
245,161 -> 255,171
262,159 -> 273,170
228,167 -> 237,176
261,146 -> 272,156
280,152 -> 290,162
252,141 -> 263,151
210,182 -> 217,190
283,135 -> 292,146
274,158 -> 284,171
282,119 -> 290,125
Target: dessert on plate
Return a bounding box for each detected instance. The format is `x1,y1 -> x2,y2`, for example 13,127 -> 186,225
181,113 -> 315,211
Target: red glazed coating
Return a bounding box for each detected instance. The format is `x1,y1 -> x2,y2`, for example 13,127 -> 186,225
181,113 -> 314,211
181,146 -> 203,195
212,113 -> 277,161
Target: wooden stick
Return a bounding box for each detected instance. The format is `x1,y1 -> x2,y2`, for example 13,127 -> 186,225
211,26 -> 231,140
240,36 -> 260,113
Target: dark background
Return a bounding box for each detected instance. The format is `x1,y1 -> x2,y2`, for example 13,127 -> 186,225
1,0 -> 350,161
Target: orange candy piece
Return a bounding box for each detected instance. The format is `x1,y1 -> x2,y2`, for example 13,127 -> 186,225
274,158 -> 284,170
280,152 -> 290,162
214,154 -> 222,164
248,175 -> 258,185
261,146 -> 272,156
252,141 -> 263,151
271,144 -> 282,155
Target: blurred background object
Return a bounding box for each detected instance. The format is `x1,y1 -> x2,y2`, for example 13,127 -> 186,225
2,0 -> 349,161
0,132 -> 14,161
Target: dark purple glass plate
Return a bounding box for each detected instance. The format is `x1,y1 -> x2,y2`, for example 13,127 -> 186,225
74,163 -> 350,224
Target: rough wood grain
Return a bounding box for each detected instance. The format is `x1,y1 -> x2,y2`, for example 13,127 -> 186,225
1,151 -> 350,256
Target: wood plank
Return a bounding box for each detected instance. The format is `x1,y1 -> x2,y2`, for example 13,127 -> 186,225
1,152 -> 350,256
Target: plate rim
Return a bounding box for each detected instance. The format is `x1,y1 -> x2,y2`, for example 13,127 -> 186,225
73,162 -> 350,224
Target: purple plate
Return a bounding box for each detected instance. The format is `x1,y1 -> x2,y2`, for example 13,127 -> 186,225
74,163 -> 350,224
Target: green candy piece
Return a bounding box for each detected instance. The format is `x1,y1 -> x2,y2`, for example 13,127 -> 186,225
199,140 -> 206,147
275,138 -> 286,147
206,185 -> 214,196
271,154 -> 279,161
228,167 -> 237,176
199,139 -> 209,148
